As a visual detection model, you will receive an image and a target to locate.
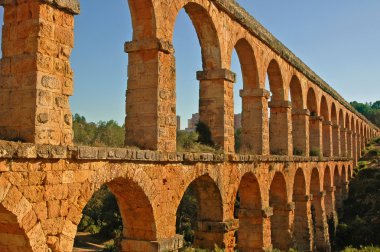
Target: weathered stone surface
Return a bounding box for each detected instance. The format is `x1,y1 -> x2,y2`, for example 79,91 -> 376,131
41,0 -> 80,15
0,0 -> 378,251
0,147 -> 356,252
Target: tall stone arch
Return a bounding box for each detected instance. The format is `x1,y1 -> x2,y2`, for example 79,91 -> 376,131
0,177 -> 49,252
323,166 -> 335,220
235,173 -> 263,251
267,60 -> 292,155
269,172 -> 291,251
232,38 -> 263,154
310,168 -> 330,251
320,96 -> 332,157
290,76 -> 308,156
333,165 -> 342,212
331,103 -> 340,156
339,109 -> 347,157
292,168 -> 313,251
176,174 -> 226,250
106,178 -> 158,251
307,88 -> 322,156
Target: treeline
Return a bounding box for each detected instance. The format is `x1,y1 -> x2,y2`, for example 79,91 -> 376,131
350,101 -> 380,127
73,114 -> 125,147
73,114 -> 219,152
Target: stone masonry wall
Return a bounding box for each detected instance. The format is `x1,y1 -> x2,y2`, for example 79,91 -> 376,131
0,0 -> 76,145
0,141 -> 353,252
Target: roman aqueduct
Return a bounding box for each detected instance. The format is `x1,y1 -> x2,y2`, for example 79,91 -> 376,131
0,0 -> 378,251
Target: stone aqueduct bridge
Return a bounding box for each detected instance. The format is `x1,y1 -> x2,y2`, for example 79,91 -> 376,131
0,0 -> 378,252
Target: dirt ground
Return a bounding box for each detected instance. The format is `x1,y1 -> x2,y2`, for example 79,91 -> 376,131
73,232 -> 111,252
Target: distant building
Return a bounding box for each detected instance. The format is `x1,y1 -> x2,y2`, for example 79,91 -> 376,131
186,113 -> 199,132
234,113 -> 242,129
176,116 -> 181,131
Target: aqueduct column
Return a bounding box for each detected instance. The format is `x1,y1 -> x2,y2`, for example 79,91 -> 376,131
340,128 -> 347,157
271,203 -> 294,251
361,135 -> 366,153
125,39 -> 176,152
293,194 -> 313,251
357,134 -> 362,158
352,132 -> 358,166
347,130 -> 353,158
268,101 -> 293,155
332,124 -> 341,157
240,88 -> 270,155
309,116 -> 323,156
334,185 -> 343,212
197,69 -> 236,153
292,109 -> 310,156
262,207 -> 274,251
324,186 -> 338,227
322,120 -> 333,157
194,220 -> 238,250
312,191 -> 331,252
341,181 -> 349,201
0,0 -> 78,145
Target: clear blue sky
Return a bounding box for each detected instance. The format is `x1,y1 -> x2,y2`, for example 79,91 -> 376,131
1,1 -> 379,128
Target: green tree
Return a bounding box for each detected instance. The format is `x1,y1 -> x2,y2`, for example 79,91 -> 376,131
196,122 -> 214,146
350,101 -> 380,127
72,114 -> 125,147
78,186 -> 122,239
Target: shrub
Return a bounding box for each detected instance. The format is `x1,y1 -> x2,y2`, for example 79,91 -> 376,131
196,122 -> 214,146
177,131 -> 198,151
102,243 -> 119,252
176,130 -> 219,153
293,148 -> 304,156
309,147 -> 320,157
341,246 -> 380,252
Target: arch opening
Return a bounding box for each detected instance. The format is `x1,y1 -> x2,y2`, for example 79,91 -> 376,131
172,3 -> 224,149
170,2 -> 223,150
333,166 -> 342,212
176,175 -> 223,250
323,166 -> 334,219
292,169 -> 311,251
231,39 -> 259,153
339,110 -> 346,157
290,76 -> 306,156
269,172 -> 290,250
71,0 -> 131,126
173,8 -> 201,146
307,88 -> 321,156
346,114 -> 352,158
320,96 -> 331,157
234,173 -> 263,251
74,178 -> 156,252
266,60 -> 289,155
310,168 -> 328,251
341,166 -> 348,200
331,103 -> 339,156
179,3 -> 222,70
0,205 -> 33,251
351,117 -> 357,160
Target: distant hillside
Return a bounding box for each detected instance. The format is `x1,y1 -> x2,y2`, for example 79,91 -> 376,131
333,137 -> 380,250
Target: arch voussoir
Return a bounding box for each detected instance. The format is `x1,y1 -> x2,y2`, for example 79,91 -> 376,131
0,177 -> 49,252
